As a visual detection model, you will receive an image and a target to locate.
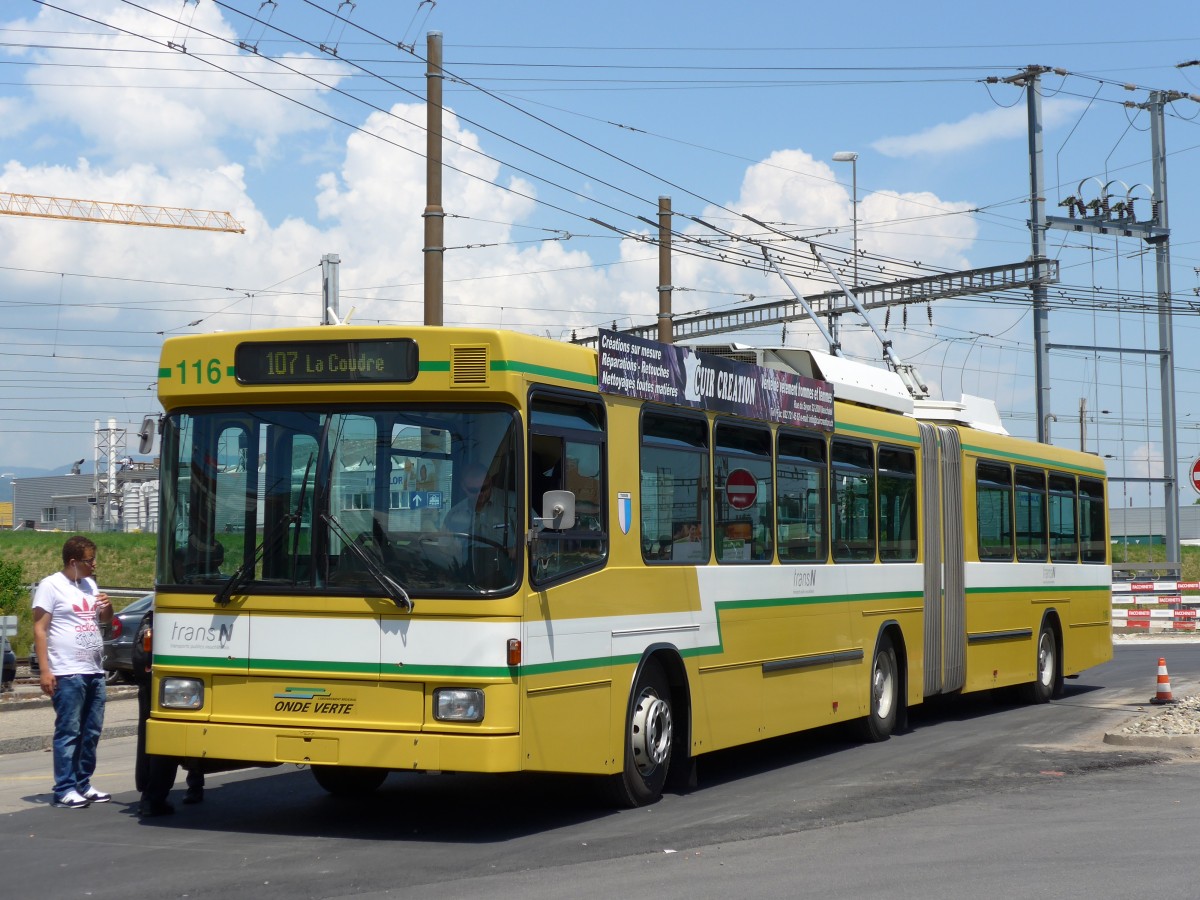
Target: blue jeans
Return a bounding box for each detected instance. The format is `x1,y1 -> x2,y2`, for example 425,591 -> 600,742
51,674 -> 106,799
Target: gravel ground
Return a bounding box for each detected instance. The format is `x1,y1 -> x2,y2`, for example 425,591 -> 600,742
1114,694 -> 1200,736
1109,634 -> 1200,736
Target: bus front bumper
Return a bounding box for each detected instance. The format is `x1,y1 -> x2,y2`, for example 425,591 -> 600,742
146,719 -> 524,773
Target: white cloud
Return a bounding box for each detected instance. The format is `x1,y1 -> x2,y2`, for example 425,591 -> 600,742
13,1 -> 346,170
640,148 -> 976,307
873,99 -> 1086,158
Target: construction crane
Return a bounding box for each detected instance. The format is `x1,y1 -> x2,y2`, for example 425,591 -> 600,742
0,191 -> 244,233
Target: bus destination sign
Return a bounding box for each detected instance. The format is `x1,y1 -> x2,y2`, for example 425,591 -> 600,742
235,339 -> 418,385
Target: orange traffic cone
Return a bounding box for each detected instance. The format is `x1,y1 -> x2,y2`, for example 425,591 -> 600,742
1150,657 -> 1176,705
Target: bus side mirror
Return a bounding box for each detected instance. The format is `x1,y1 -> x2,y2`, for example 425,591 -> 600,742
536,490 -> 575,531
138,416 -> 157,455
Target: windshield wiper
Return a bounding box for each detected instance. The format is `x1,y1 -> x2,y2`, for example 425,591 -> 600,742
322,512 -> 414,613
213,537 -> 267,607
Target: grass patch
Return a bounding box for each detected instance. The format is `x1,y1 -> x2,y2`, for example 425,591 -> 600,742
1112,542 -> 1200,580
0,532 -> 156,657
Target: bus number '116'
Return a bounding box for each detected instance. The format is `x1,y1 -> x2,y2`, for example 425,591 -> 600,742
176,359 -> 223,384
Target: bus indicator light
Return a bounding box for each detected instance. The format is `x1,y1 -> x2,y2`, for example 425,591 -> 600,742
507,639 -> 522,666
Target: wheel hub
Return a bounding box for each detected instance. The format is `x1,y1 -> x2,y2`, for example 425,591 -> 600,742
1038,633 -> 1055,686
873,660 -> 895,719
630,688 -> 672,775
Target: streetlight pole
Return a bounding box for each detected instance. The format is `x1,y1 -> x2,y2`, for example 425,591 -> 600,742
832,151 -> 859,289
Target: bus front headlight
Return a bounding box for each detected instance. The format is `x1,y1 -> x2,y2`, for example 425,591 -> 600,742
160,677 -> 204,710
433,688 -> 485,722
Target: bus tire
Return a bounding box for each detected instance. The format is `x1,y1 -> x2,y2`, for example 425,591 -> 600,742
311,765 -> 388,797
1020,622 -> 1060,705
606,659 -> 673,808
855,634 -> 898,743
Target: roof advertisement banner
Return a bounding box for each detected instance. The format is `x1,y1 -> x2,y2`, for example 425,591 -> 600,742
597,329 -> 834,431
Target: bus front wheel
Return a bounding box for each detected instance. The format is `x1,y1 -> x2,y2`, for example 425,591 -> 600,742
311,765 -> 388,797
607,660 -> 673,807
855,635 -> 898,743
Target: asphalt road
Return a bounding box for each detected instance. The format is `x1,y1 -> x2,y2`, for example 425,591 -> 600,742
1,642 -> 1196,900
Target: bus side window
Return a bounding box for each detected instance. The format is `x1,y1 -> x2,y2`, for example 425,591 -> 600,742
529,393 -> 607,585
1048,473 -> 1078,562
714,421 -> 772,564
831,439 -> 875,563
1015,467 -> 1047,562
878,445 -> 917,562
640,410 -> 710,565
1079,477 -> 1107,563
777,430 -> 827,563
976,462 -> 1013,561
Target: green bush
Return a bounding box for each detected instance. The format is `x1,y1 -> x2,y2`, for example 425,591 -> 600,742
0,557 -> 31,657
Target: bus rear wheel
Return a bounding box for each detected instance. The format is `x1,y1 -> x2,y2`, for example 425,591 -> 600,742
1020,623 -> 1060,704
855,634 -> 898,743
606,660 -> 673,808
311,765 -> 388,797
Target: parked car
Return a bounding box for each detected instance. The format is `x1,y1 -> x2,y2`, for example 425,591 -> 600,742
103,594 -> 154,684
1,635 -> 15,692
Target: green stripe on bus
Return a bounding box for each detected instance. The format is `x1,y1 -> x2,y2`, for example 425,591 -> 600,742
158,655 -> 515,678
729,590 -> 922,611
247,658 -> 516,678
417,358 -> 595,385
835,420 -> 920,445
493,359 -> 597,385
959,442 -> 1106,477
965,584 -> 1111,597
525,590 -> 925,676
156,655 -> 245,669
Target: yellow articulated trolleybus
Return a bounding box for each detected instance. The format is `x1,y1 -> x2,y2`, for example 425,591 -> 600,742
148,325 -> 1111,806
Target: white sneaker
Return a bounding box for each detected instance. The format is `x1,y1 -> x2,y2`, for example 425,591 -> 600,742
52,790 -> 91,809
82,788 -> 111,803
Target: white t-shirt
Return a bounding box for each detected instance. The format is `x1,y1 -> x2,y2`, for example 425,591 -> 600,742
32,571 -> 104,676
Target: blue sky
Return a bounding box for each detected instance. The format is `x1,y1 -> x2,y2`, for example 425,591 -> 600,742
1,1 -> 1198,507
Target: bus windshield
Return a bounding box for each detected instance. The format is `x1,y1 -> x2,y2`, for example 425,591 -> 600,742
159,405 -> 522,597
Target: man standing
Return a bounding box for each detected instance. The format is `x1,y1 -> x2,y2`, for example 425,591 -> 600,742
32,535 -> 113,809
